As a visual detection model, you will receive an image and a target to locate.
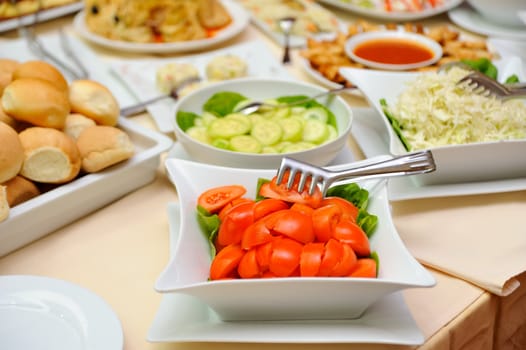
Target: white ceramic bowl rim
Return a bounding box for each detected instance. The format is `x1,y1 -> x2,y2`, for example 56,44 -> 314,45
344,31 -> 443,71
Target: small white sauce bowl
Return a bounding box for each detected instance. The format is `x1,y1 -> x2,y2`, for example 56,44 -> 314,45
344,31 -> 443,71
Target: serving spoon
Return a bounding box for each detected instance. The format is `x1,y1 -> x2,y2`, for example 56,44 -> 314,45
120,76 -> 201,117
234,85 -> 354,115
279,17 -> 296,64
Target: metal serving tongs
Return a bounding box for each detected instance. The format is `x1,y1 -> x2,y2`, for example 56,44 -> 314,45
276,150 -> 436,196
12,0 -> 89,80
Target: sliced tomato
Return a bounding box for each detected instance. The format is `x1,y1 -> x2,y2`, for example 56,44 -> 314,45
259,174 -> 322,208
300,242 -> 324,277
255,240 -> 273,271
330,242 -> 357,277
348,258 -> 377,278
217,201 -> 254,247
290,202 -> 315,216
218,197 -> 254,221
333,219 -> 371,257
241,219 -> 273,250
312,204 -> 342,243
320,197 -> 359,222
238,249 -> 261,278
269,237 -> 303,277
317,239 -> 343,276
198,185 -> 246,214
269,209 -> 314,244
253,198 -> 289,221
209,244 -> 244,280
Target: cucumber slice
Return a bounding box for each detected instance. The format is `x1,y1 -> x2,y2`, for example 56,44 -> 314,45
230,135 -> 262,153
208,118 -> 250,139
278,117 -> 303,142
275,141 -> 293,152
270,107 -> 291,120
201,112 -> 218,126
302,119 -> 329,144
186,126 -> 210,144
251,120 -> 283,146
302,107 -> 328,123
262,146 -> 279,154
327,125 -> 338,141
281,141 -> 317,153
291,106 -> 307,116
225,113 -> 252,130
211,138 -> 230,150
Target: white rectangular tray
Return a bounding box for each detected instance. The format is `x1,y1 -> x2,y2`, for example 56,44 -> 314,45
0,118 -> 172,257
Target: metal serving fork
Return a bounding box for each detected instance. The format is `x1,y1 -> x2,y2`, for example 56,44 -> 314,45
458,72 -> 526,101
276,150 -> 436,196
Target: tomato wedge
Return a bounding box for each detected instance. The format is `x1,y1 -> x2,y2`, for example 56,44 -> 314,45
242,219 -> 273,250
312,204 -> 342,243
218,197 -> 254,221
333,219 -> 371,257
270,209 -> 314,244
217,201 -> 254,247
210,244 -> 244,280
318,239 -> 344,276
330,243 -> 357,277
320,197 -> 359,222
238,249 -> 261,278
259,172 -> 322,208
198,185 -> 246,213
269,237 -> 303,277
348,258 -> 377,278
300,242 -> 324,277
253,198 -> 289,221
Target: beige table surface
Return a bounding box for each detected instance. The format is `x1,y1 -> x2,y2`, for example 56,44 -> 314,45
0,5 -> 525,350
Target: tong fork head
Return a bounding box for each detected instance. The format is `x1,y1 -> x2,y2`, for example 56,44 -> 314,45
276,157 -> 327,196
458,72 -> 508,99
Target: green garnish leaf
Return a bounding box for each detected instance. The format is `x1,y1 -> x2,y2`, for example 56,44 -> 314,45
196,205 -> 220,257
176,111 -> 200,131
203,92 -> 247,117
380,99 -> 411,151
505,74 -> 520,84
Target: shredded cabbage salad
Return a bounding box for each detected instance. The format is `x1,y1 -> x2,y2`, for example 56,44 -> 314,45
384,67 -> 526,150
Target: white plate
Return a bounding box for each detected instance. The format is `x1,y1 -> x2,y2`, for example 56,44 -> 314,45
448,3 -> 526,40
147,202 -> 425,344
0,2 -> 83,33
238,0 -> 344,48
111,40 -> 294,133
351,108 -> 526,201
72,0 -> 249,54
0,275 -> 122,350
318,0 -> 463,21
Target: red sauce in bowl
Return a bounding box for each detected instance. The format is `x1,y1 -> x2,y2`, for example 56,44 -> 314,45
353,38 -> 434,65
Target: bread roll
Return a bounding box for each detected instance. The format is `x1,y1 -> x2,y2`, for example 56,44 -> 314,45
0,104 -> 17,129
0,122 -> 24,183
76,125 -> 134,173
19,127 -> 81,184
2,175 -> 40,207
12,60 -> 68,93
63,113 -> 96,140
1,78 -> 70,129
0,185 -> 8,223
69,80 -> 119,126
0,58 -> 20,96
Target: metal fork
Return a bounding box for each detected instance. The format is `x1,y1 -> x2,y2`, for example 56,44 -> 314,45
276,150 -> 436,196
13,0 -> 88,80
458,72 -> 526,100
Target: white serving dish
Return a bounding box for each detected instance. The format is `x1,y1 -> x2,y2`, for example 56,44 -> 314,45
340,56 -> 526,186
73,0 -> 249,54
157,158 -> 435,321
172,77 -> 353,169
147,202 -> 425,345
0,118 -> 172,257
344,31 -> 443,71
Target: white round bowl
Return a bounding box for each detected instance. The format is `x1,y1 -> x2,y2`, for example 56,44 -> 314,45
467,0 -> 526,28
172,77 -> 353,169
344,31 -> 442,71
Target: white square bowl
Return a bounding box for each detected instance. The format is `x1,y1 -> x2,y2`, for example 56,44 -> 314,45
0,118 -> 173,257
157,158 -> 435,321
340,56 -> 526,185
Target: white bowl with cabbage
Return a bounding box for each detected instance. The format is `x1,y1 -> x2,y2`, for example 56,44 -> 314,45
172,77 -> 353,168
340,56 -> 526,185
